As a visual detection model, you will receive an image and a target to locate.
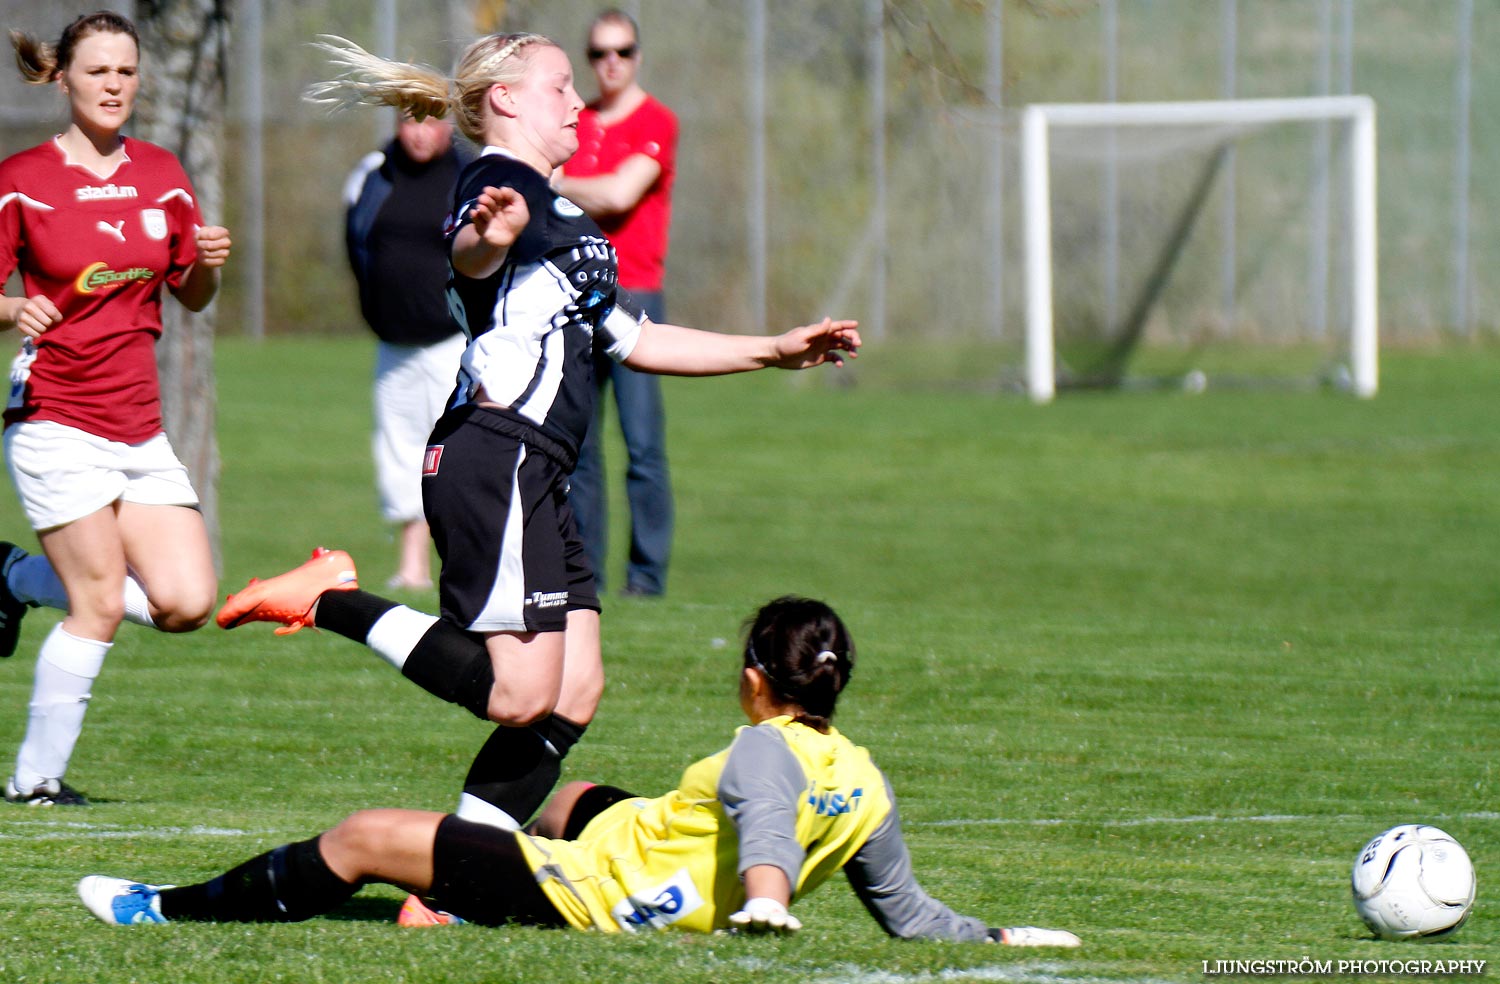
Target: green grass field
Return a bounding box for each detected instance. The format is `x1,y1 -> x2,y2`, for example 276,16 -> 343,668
1,337 -> 1496,983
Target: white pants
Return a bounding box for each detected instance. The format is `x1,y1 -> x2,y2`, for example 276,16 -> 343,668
373,334 -> 465,523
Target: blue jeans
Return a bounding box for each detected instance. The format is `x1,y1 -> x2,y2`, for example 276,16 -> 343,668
570,291 -> 673,595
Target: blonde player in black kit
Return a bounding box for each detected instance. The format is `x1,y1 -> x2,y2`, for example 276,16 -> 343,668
216,30 -> 862,921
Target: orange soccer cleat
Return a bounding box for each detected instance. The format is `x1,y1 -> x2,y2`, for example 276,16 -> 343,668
214,547 -> 358,635
397,893 -> 465,927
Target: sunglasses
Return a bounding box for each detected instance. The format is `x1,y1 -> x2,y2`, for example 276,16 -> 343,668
587,44 -> 638,61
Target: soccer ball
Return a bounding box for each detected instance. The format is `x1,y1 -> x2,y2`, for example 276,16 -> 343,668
1351,824 -> 1475,940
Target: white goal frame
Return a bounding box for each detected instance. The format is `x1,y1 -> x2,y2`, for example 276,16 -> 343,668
1021,96 -> 1379,403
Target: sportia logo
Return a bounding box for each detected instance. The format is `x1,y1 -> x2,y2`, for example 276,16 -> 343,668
74,262 -> 153,294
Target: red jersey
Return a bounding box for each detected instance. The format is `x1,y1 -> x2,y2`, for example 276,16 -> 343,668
0,137 -> 204,444
566,94 -> 677,292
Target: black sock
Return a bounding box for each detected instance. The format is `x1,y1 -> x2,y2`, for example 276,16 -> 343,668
399,620 -> 495,719
463,714 -> 587,826
318,593 -> 495,720
312,589 -> 400,642
158,836 -> 359,922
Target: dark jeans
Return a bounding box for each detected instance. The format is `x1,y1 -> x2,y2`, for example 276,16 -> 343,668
570,291 -> 674,595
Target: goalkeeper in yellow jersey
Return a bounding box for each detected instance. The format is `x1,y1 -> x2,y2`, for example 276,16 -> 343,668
76,596 -> 1079,946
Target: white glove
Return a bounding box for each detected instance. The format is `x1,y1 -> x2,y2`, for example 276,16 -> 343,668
728,896 -> 802,934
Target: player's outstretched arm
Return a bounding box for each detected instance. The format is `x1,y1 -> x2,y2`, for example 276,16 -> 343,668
623,317 -> 860,377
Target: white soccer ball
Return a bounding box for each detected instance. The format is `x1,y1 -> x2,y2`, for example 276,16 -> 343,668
1351,824 -> 1475,940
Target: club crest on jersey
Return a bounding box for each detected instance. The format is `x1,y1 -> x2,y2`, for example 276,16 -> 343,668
611,869 -> 704,932
422,445 -> 443,476
74,262 -> 153,294
553,196 -> 584,218
141,208 -> 168,240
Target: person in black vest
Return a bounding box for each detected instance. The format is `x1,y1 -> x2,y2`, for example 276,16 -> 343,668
344,113 -> 468,590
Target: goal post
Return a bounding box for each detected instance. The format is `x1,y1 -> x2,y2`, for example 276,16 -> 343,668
1022,96 -> 1378,403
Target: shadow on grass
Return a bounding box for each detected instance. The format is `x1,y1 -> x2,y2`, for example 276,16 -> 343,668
321,897 -> 404,923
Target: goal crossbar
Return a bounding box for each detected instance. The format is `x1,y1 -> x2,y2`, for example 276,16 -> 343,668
1021,95 -> 1378,402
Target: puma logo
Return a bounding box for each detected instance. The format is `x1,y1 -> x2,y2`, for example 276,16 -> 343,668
97,220 -> 125,242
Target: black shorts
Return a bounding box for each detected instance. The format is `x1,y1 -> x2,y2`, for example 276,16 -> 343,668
423,406 -> 599,633
559,783 -> 638,840
429,815 -> 567,928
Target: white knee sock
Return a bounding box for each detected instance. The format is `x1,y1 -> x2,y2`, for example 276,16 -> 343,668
454,792 -> 520,830
121,573 -> 155,628
365,606 -> 438,671
6,556 -> 155,628
12,625 -> 111,791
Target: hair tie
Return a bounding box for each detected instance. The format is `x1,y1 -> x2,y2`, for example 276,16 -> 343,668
815,650 -> 837,665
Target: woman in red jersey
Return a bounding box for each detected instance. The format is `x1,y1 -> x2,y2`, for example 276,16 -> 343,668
0,11 -> 232,806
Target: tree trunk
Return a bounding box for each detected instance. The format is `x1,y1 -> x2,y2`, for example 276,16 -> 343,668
134,0 -> 231,566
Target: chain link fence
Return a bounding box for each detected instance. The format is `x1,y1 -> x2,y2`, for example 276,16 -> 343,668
1,1 -> 1495,369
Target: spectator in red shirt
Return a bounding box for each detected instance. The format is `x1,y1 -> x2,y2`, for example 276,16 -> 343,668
556,9 -> 676,598
0,12 -> 231,806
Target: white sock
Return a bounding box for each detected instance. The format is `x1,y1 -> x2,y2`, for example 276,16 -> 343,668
12,625 -> 110,791
454,792 -> 520,830
121,573 -> 155,628
365,606 -> 438,671
7,557 -> 156,628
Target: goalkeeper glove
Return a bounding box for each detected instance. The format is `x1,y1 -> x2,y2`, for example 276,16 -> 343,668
728,897 -> 802,934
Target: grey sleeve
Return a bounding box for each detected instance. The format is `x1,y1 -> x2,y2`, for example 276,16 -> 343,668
718,725 -> 808,886
843,774 -> 992,941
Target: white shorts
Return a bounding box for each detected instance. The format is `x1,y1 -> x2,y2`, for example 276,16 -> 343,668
4,420 -> 199,531
373,334 -> 465,523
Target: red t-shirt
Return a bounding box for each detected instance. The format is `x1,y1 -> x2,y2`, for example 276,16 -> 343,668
566,94 -> 677,292
0,137 -> 204,444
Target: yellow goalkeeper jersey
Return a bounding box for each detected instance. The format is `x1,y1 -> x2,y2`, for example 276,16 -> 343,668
515,715 -> 893,933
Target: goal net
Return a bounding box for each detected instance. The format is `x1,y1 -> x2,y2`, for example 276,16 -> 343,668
1020,96 -> 1377,403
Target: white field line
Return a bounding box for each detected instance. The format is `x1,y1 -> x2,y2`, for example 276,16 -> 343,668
810,962 -> 1169,984
918,812 -> 1500,830
0,821 -> 263,841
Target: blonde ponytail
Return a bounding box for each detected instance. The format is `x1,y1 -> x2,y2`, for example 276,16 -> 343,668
305,35 -> 453,122
307,32 -> 560,145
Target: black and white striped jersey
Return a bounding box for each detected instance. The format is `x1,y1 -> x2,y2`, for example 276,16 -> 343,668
444,147 -> 645,466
